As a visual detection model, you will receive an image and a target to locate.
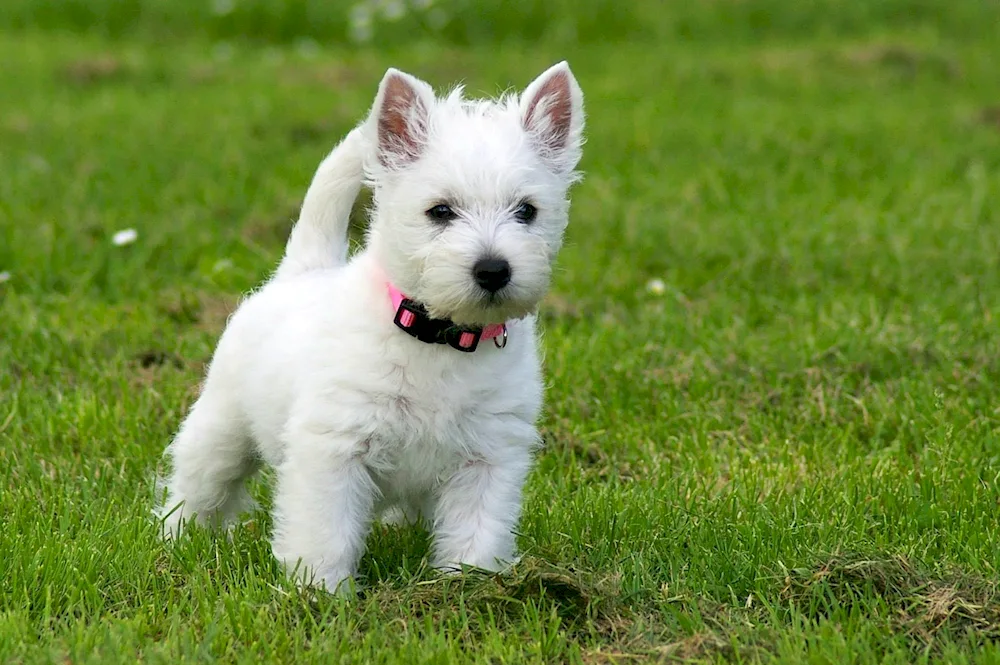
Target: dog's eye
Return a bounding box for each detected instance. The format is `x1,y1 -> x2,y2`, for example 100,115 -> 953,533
426,204 -> 457,222
514,202 -> 537,224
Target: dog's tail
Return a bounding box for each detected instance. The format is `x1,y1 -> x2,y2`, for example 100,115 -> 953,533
274,127 -> 367,279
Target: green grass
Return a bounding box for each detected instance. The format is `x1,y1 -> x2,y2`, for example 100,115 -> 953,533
3,1 -> 1000,662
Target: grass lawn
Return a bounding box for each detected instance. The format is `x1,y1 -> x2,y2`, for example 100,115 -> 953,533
3,1 -> 1000,662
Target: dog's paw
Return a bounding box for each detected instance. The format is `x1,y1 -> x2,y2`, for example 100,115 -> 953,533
285,563 -> 357,598
308,570 -> 357,598
432,552 -> 520,577
156,505 -> 187,541
324,573 -> 358,598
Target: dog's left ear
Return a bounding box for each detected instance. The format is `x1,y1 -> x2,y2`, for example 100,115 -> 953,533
520,61 -> 585,177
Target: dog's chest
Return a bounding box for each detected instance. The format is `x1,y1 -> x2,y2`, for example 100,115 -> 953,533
362,352 -> 499,478
378,359 -> 482,442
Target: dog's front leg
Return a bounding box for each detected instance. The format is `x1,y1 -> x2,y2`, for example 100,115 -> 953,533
270,430 -> 377,594
431,447 -> 533,573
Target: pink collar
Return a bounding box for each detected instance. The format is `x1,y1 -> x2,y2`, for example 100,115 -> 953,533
388,282 -> 507,352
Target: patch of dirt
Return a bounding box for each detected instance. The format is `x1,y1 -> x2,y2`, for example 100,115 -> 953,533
755,46 -> 817,73
842,44 -> 961,80
655,631 -> 736,661
339,557 -> 626,647
240,204 -> 299,250
541,425 -> 642,482
157,290 -> 239,333
198,294 -> 239,332
61,56 -> 130,85
980,106 -> 1000,131
129,348 -> 191,392
4,114 -> 32,134
133,349 -> 184,370
780,554 -> 1000,652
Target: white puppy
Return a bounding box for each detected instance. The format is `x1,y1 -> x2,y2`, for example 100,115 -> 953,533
156,62 -> 585,593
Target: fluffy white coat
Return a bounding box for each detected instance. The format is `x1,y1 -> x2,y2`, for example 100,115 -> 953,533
157,62 -> 585,593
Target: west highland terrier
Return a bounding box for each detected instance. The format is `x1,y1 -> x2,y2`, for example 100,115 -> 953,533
156,61 -> 585,593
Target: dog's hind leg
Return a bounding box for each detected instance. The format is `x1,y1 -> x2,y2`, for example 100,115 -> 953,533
156,389 -> 259,539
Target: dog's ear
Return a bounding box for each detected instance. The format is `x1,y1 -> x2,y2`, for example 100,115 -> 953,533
520,61 -> 585,176
370,68 -> 435,169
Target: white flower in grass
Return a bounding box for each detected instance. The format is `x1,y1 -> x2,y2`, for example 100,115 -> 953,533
112,229 -> 138,246
211,0 -> 236,16
0,271 -> 11,284
645,278 -> 666,295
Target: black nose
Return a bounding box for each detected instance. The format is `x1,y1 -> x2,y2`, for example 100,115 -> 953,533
472,257 -> 511,293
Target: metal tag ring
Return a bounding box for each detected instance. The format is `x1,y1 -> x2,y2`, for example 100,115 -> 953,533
494,325 -> 508,349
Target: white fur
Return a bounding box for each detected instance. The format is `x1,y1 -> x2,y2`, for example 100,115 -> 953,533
156,62 -> 585,593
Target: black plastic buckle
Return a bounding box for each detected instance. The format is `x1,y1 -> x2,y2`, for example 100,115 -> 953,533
442,326 -> 482,353
393,298 -> 483,352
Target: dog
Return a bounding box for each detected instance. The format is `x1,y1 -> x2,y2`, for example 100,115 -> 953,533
156,61 -> 585,593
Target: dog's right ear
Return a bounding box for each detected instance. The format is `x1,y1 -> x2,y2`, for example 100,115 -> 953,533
370,68 -> 435,169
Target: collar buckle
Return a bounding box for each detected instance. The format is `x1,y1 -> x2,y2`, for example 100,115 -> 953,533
393,298 -> 482,352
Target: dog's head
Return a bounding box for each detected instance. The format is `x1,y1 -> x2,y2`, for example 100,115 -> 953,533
361,62 -> 585,326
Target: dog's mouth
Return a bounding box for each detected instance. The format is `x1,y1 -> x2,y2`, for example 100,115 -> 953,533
427,292 -> 538,327
411,273 -> 547,327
